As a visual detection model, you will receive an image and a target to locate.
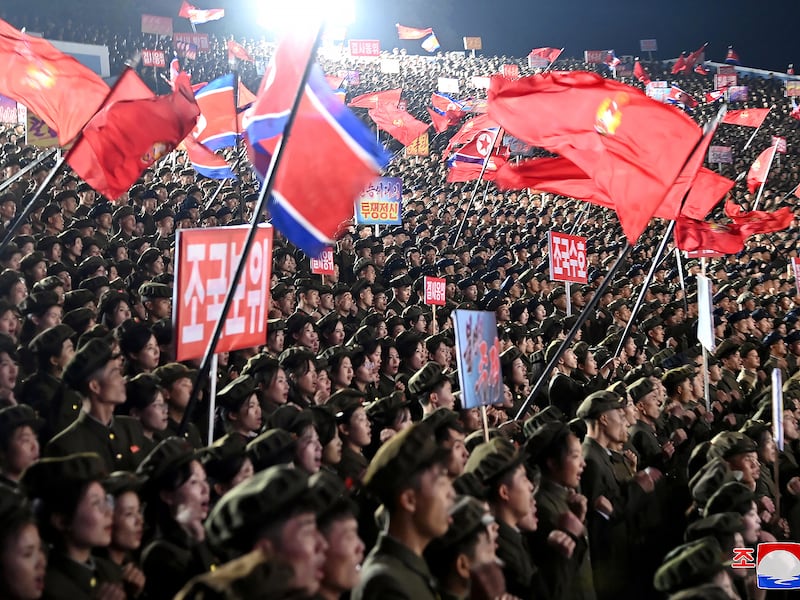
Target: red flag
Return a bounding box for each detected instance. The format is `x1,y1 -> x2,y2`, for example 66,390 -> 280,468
447,155 -> 507,182
179,1 -> 224,24
488,70 -> 702,243
705,90 -> 725,103
671,54 -> 687,74
444,114 -> 501,155
0,18 -> 110,145
427,107 -> 451,133
66,73 -> 199,199
348,88 -> 401,109
746,146 -> 775,193
685,43 -> 707,68
633,61 -> 651,84
430,93 -> 467,119
396,24 -> 434,40
530,47 -> 563,63
667,86 -> 699,109
722,108 -> 770,127
694,64 -> 709,76
325,75 -> 345,89
676,206 -> 792,254
227,40 -> 253,62
368,104 -> 429,146
790,101 -> 800,122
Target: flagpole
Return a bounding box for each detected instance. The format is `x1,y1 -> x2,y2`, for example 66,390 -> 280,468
451,127 -> 502,247
514,241 -> 633,421
753,143 -> 779,211
675,247 -> 689,315
178,23 -> 325,436
0,148 -> 56,196
203,178 -> 227,211
231,65 -> 245,221
742,105 -> 772,151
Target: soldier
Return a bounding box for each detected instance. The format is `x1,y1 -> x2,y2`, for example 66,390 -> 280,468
139,282 -> 172,324
0,404 -> 41,487
408,362 -> 456,416
153,362 -> 204,448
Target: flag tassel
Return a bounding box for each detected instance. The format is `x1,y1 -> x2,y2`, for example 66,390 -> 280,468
178,23 -> 324,436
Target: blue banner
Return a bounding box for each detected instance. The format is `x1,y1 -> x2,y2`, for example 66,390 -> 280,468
355,177 -> 403,225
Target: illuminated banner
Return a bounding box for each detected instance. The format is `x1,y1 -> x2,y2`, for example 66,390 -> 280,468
174,225 -> 273,361
548,231 -> 588,284
173,32 -> 209,52
0,95 -> 18,124
348,39 -> 380,57
452,310 -> 503,409
423,277 -> 446,306
355,177 -> 402,225
708,145 -> 733,164
141,14 -> 173,36
141,50 -> 166,68
728,86 -> 748,102
310,247 -> 335,276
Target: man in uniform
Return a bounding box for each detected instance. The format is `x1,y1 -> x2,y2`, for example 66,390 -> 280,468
154,362 -> 204,448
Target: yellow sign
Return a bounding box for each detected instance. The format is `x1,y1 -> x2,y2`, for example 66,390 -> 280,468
463,37 -> 483,51
406,132 -> 429,157
26,111 -> 59,148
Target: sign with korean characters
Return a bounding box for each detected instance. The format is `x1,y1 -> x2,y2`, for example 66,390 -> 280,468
310,247 -> 335,276
452,310 -> 503,409
174,225 -> 273,361
348,39 -> 380,57
548,231 -> 588,284
355,177 -> 402,225
141,50 -> 166,68
423,277 -> 446,306
26,111 -> 59,148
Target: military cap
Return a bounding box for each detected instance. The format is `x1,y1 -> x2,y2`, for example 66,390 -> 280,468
426,495 -> 494,555
55,189 -> 79,204
241,353 -> 279,382
750,308 -> 769,322
139,282 -> 171,299
29,323 -> 74,360
63,289 -> 96,312
727,310 -> 749,324
22,452 -> 106,500
464,436 -> 523,485
200,435 -> 248,484
608,298 -> 628,312
217,376 -> 258,413
662,366 -> 693,389
389,273 -> 413,288
88,202 -> 113,219
525,421 -> 572,465
714,339 -> 740,360
153,207 -> 174,222
78,275 -> 110,294
353,257 -> 375,275
786,330 -> 800,345
0,404 -> 42,443
136,437 -> 197,495
310,406 -> 338,447
395,330 -> 425,358
689,458 -> 739,507
154,362 -> 198,387
366,391 -> 411,423
271,283 -> 291,299
363,422 -> 447,504
19,251 -> 46,273
285,312 -> 316,339
627,377 -> 655,403
762,331 -> 784,348
456,277 -> 476,291
684,512 -> 745,543
499,346 -> 522,371
522,406 -> 565,440
112,205 -> 135,222
351,278 -> 373,298
408,362 -> 449,396
653,537 -> 726,594
703,481 -> 755,516
103,471 -> 145,497
265,406 -> 312,435
327,388 -> 366,423
422,407 -> 462,436
544,340 -> 565,365
576,390 -> 625,420
137,247 -> 162,267
294,278 -> 318,294
246,429 -> 296,471
640,315 -> 663,333
267,317 -> 286,333
40,204 -> 62,221
62,338 -> 113,390
206,465 -> 320,552
36,236 -> 59,254
707,431 -> 757,460
548,287 -> 566,302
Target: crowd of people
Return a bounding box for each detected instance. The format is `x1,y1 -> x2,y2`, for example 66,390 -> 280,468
0,5 -> 799,600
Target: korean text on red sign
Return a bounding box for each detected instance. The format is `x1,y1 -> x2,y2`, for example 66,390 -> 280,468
173,32 -> 210,52
141,50 -> 166,68
310,247 -> 335,276
174,225 -> 273,361
355,177 -> 403,225
348,39 -> 380,57
423,277 -> 446,306
549,231 -> 588,284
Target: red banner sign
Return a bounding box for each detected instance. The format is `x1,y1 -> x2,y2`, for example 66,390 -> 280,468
310,247 -> 335,276
792,258 -> 800,297
173,32 -> 210,52
686,250 -> 724,259
584,50 -> 610,64
423,276 -> 446,306
174,225 -> 273,361
773,136 -> 787,154
502,64 -> 520,79
348,39 -> 380,57
141,14 -> 173,36
548,231 -> 588,284
141,50 -> 166,68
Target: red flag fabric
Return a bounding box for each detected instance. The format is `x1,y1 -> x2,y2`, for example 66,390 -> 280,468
227,40 -> 253,62
685,43 -> 707,69
676,206 -> 792,254
444,114 -> 501,155
530,47 -> 563,63
671,54 -> 687,74
447,155 -> 507,182
722,108 -> 770,128
430,93 -> 467,120
66,73 -> 199,200
179,1 -> 224,24
705,90 -> 725,103
488,70 -> 702,243
790,101 -> 800,122
348,88 -> 401,109
746,147 -> 775,193
0,18 -> 110,145
694,64 -> 709,76
427,107 -> 451,133
633,61 -> 651,84
396,24 -> 434,40
325,75 -> 345,89
368,104 -> 429,146
667,86 -> 699,109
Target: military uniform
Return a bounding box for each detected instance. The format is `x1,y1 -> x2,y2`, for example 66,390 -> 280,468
353,533 -> 439,600
43,549 -> 123,600
161,416 -> 204,449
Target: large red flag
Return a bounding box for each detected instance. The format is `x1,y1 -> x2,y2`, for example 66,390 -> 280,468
530,47 -> 563,63
721,108 -> 770,128
66,73 -> 199,199
724,201 -> 794,236
227,40 -> 253,62
676,207 -> 793,254
488,70 -> 702,243
396,24 -> 434,40
368,104 -> 429,146
444,114 -> 501,155
447,155 -> 507,182
634,61 -> 651,84
348,88 -> 401,109
746,146 -> 775,193
0,18 -> 110,145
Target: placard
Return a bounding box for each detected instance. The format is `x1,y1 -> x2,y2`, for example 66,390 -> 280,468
423,277 -> 446,306
310,247 -> 335,276
502,64 -> 520,79
786,80 -> 800,97
141,14 -> 173,36
772,136 -> 787,154
584,50 -> 610,64
715,73 -> 737,90
470,76 -> 491,89
355,177 -> 402,225
548,231 -> 588,284
26,111 -> 59,148
175,41 -> 198,60
463,37 -> 482,51
174,225 -> 273,361
685,249 -> 724,259
717,65 -> 737,75
380,58 -> 400,74
697,274 -> 715,352
451,310 -> 503,409
640,39 -> 658,52
645,81 -> 671,102
527,55 -> 549,69
437,77 -> 460,94
173,32 -> 209,52
503,133 -> 536,157
708,145 -> 733,164
728,86 -> 749,102
0,95 -> 18,124
792,257 -> 800,296
141,49 -> 166,68
405,132 -> 429,157
338,69 -> 360,85
348,39 -> 380,57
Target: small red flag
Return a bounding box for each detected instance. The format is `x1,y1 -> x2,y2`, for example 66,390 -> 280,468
530,47 -> 563,63
694,64 -> 709,76
427,107 -> 451,133
671,54 -> 687,74
633,61 -> 651,84
746,146 -> 775,193
447,155 -> 507,182
790,101 -> 800,122
722,108 -> 770,128
705,90 -> 725,103
348,88 -> 401,109
685,43 -> 707,69
368,104 -> 429,146
396,24 -> 433,40
444,114 -> 500,155
227,40 -> 253,62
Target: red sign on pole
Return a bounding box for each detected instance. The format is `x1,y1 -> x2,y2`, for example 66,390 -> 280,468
792,258 -> 800,297
548,231 -> 588,284
423,276 -> 446,306
141,50 -> 166,68
141,14 -> 173,36
502,64 -> 520,79
772,136 -> 787,154
174,225 -> 273,361
348,39 -> 380,57
310,247 -> 335,276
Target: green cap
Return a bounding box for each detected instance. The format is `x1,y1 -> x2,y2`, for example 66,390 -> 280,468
703,481 -> 755,517
0,405 -> 42,443
653,537 -> 726,593
408,362 -> 448,396
154,362 -> 198,387
707,431 -> 757,460
576,390 -> 624,420
464,437 -> 522,485
62,338 -> 113,390
246,429 -> 296,472
627,377 -> 655,403
22,452 -> 106,500
426,496 -> 494,553
216,375 -> 258,413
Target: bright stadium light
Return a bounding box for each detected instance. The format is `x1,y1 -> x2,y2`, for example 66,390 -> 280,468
254,0 -> 355,34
